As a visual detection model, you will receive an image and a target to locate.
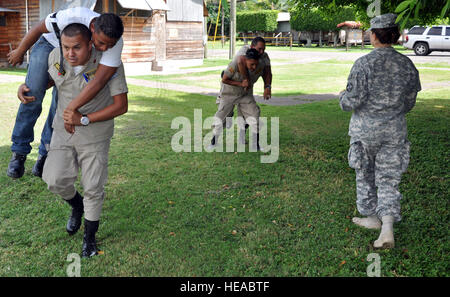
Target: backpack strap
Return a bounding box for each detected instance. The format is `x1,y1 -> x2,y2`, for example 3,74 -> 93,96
50,12 -> 65,76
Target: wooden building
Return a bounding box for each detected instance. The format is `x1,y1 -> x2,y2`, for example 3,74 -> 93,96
0,0 -> 40,67
0,0 -> 207,73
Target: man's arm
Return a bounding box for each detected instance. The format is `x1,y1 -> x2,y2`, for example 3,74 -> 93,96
262,65 -> 272,100
222,74 -> 246,88
17,80 -> 55,104
64,92 -> 128,126
237,55 -> 249,90
7,20 -> 49,66
65,64 -> 118,112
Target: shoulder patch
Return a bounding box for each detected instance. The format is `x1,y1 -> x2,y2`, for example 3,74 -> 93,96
82,68 -> 97,82
346,82 -> 353,92
53,63 -> 65,76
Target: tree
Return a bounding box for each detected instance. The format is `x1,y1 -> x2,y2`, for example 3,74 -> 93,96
238,0 -> 290,11
236,10 -> 279,33
290,7 -> 325,47
320,7 -> 357,47
289,0 -> 450,28
394,0 -> 450,29
207,1 -> 230,37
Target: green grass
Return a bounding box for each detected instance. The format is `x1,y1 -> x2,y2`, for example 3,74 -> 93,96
0,68 -> 27,76
180,58 -> 230,69
208,40 -> 412,53
132,58 -> 449,98
0,62 -> 448,277
132,61 -> 352,97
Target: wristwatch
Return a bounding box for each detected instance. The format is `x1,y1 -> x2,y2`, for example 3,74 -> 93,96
265,85 -> 271,89
80,115 -> 90,126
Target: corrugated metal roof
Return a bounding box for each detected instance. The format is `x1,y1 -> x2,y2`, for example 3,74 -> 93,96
277,12 -> 290,22
117,0 -> 170,11
0,7 -> 19,13
147,0 -> 170,10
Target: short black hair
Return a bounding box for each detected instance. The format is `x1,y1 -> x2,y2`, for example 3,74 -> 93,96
245,48 -> 260,60
62,23 -> 92,43
251,36 -> 266,47
94,13 -> 124,40
372,26 -> 401,45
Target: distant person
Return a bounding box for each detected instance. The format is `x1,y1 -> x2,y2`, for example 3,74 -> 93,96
7,7 -> 124,179
339,13 -> 421,249
40,23 -> 128,257
216,37 -> 272,144
209,48 -> 263,151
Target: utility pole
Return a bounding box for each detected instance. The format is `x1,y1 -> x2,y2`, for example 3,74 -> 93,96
229,0 -> 236,59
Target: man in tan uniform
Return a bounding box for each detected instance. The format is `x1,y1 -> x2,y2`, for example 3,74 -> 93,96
41,23 -> 128,258
216,37 -> 272,144
209,48 -> 262,150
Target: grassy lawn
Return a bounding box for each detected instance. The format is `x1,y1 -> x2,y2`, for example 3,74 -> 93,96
133,60 -> 352,97
0,61 -> 448,277
131,58 -> 450,98
208,40 -> 413,53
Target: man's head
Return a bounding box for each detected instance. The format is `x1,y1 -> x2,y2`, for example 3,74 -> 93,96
245,48 -> 260,72
61,23 -> 93,66
90,13 -> 124,52
250,37 -> 266,55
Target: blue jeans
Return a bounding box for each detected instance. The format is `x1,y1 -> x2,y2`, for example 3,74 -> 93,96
11,37 -> 58,156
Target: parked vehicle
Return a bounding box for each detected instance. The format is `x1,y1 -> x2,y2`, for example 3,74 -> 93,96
403,25 -> 450,56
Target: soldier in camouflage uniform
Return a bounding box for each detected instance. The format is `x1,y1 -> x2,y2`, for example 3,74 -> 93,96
339,13 -> 421,249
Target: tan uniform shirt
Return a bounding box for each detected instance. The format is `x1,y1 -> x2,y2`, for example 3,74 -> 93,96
235,44 -> 271,85
47,47 -> 128,145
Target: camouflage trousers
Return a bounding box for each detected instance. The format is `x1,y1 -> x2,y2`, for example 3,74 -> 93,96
348,140 -> 411,222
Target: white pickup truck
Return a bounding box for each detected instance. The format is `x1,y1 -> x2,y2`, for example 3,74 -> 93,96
403,25 -> 450,56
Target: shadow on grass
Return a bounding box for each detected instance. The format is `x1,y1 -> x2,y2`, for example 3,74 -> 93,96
0,90 -> 448,276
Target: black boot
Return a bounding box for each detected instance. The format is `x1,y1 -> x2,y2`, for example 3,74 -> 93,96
6,152 -> 26,179
81,219 -> 99,258
32,154 -> 47,178
65,192 -> 84,235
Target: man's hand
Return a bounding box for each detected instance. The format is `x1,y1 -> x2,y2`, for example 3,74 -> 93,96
241,79 -> 249,90
264,87 -> 271,100
17,83 -> 36,104
63,109 -> 82,126
64,123 -> 75,134
7,49 -> 25,67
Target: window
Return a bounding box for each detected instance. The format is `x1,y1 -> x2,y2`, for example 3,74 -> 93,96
408,27 -> 426,35
446,27 -> 450,36
0,15 -> 6,26
427,27 -> 442,36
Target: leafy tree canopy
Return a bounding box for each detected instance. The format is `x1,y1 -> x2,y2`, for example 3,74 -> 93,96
288,0 -> 449,28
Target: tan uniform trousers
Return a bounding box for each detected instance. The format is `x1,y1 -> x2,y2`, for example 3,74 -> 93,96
42,131 -> 110,222
213,93 -> 260,136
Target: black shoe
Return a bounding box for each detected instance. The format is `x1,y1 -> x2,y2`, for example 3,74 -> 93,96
65,192 -> 84,235
81,219 -> 99,258
32,154 -> 47,178
7,153 -> 27,179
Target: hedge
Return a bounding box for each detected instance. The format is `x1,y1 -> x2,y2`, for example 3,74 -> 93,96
237,10 -> 279,32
